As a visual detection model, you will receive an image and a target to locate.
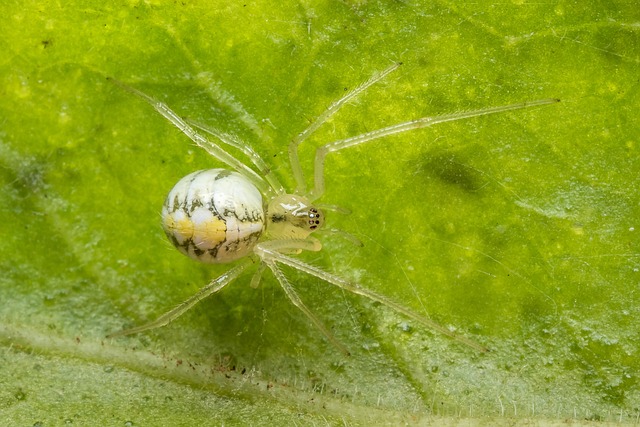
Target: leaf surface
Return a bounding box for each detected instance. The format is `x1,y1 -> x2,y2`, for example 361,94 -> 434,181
1,1 -> 638,424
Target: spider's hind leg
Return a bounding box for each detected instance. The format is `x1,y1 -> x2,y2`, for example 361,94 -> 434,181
107,260 -> 252,339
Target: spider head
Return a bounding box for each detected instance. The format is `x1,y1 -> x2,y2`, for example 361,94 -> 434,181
266,194 -> 325,239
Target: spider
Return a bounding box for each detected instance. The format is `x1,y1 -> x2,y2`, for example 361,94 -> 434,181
107,63 -> 558,355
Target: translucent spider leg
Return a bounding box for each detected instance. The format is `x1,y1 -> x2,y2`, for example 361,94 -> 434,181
187,119 -> 286,195
107,259 -> 253,338
107,78 -> 274,197
317,228 -> 364,247
265,259 -> 351,356
308,98 -> 560,201
289,62 -> 402,194
255,241 -> 488,353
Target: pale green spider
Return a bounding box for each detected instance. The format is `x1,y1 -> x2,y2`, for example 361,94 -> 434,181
107,63 -> 558,354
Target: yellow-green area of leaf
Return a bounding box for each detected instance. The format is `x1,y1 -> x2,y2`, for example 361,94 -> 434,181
1,1 -> 638,424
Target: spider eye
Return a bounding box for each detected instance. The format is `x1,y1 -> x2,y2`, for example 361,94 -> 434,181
308,208 -> 321,228
307,208 -> 323,230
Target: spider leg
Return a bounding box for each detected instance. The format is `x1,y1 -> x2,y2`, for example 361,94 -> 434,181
308,98 -> 560,201
318,228 -> 363,247
107,259 -> 252,338
315,203 -> 351,214
289,62 -> 402,195
187,119 -> 285,196
257,238 -> 322,254
107,77 -> 271,196
265,260 -> 351,356
258,244 -> 489,352
250,262 -> 267,289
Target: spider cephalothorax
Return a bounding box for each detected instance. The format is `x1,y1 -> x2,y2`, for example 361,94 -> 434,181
266,194 -> 325,239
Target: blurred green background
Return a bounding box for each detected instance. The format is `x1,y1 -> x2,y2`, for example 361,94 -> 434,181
1,1 -> 638,424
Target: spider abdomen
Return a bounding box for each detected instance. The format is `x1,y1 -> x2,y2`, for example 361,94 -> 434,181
162,169 -> 265,264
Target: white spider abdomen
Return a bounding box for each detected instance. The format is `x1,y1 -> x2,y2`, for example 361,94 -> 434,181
162,169 -> 265,263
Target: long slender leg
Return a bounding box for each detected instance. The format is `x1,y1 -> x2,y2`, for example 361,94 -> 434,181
107,77 -> 271,196
250,262 -> 267,289
315,203 -> 351,215
265,260 -> 350,356
259,246 -> 489,352
317,228 -> 364,247
187,119 -> 285,196
308,98 -> 560,201
289,63 -> 402,195
256,238 -> 322,254
107,259 -> 252,338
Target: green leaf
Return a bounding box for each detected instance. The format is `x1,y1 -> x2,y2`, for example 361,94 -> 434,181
1,1 -> 638,424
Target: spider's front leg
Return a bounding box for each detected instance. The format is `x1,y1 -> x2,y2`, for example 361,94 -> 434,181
308,98 -> 560,201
